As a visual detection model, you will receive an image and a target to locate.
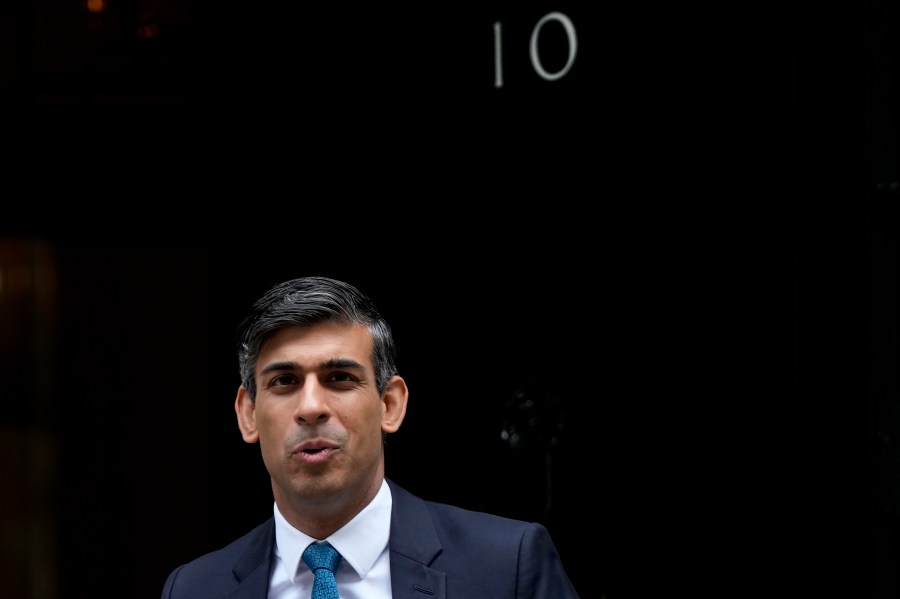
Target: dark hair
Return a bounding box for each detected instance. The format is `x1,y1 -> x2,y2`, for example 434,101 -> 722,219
236,276 -> 398,401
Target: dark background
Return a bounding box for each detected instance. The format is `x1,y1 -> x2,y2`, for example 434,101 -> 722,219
2,1 -> 614,211
1,2 -> 598,106
2,1 -> 900,598
791,0 -> 900,596
1,0 -> 606,155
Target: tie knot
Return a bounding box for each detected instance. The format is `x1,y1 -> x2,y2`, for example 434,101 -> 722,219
302,542 -> 342,574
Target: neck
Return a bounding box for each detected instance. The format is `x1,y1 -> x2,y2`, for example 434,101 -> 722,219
274,475 -> 384,540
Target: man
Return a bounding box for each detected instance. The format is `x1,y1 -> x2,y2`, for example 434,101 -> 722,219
161,276 -> 580,598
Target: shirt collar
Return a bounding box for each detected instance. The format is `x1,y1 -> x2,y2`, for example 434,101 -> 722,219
273,478 -> 392,582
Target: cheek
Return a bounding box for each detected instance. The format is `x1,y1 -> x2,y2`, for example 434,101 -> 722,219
256,418 -> 285,473
255,411 -> 285,449
345,407 -> 383,445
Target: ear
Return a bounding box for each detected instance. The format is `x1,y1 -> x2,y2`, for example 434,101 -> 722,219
381,375 -> 409,434
235,386 -> 259,443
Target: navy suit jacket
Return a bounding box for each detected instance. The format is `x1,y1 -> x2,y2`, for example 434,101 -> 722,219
161,478 -> 580,598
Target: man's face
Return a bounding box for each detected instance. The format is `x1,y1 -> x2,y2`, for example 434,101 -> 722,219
237,321 -> 392,518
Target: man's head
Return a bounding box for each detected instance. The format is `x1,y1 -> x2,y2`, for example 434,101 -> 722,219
233,277 -> 408,537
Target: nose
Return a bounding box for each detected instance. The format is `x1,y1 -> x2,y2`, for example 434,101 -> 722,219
292,376 -> 331,424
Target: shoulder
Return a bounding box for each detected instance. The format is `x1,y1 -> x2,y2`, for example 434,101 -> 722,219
426,497 -> 553,545
386,479 -> 579,597
177,518 -> 272,569
161,519 -> 274,598
388,478 -> 553,549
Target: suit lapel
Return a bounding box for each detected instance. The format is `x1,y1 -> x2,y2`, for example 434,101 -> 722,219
390,553 -> 447,599
386,479 -> 447,599
226,518 -> 276,599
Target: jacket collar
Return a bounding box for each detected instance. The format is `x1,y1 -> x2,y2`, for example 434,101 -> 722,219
386,478 -> 447,599
228,519 -> 276,599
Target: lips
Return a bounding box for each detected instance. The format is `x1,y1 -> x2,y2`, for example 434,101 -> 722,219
290,439 -> 339,464
292,439 -> 339,454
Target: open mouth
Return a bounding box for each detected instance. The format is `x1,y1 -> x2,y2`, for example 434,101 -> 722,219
294,446 -> 335,464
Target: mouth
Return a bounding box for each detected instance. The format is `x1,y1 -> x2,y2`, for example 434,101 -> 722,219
291,440 -> 339,464
293,447 -> 336,464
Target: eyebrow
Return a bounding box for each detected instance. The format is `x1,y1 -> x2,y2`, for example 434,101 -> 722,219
258,357 -> 365,377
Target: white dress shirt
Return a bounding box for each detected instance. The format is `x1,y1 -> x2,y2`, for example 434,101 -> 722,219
269,478 -> 393,599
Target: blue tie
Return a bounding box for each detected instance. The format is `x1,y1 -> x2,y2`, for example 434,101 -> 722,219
302,541 -> 342,599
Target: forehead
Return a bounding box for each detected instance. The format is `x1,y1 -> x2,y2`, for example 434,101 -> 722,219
256,321 -> 373,367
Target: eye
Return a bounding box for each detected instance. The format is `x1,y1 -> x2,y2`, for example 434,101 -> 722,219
268,374 -> 298,387
326,371 -> 358,384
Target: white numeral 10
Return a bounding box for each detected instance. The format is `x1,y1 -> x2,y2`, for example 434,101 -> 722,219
494,11 -> 578,88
